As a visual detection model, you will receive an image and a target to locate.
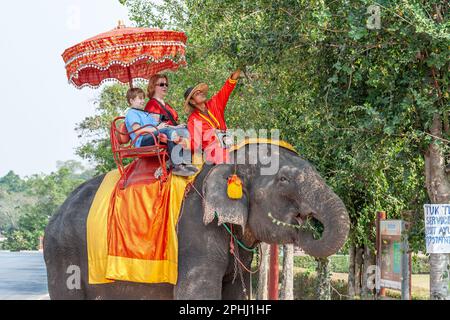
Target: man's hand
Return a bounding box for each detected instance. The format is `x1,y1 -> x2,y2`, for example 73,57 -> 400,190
157,122 -> 168,129
231,69 -> 241,80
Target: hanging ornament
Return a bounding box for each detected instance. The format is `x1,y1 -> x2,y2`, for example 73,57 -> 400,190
227,174 -> 243,199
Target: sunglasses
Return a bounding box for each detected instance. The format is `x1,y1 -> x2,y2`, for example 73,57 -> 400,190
156,83 -> 169,87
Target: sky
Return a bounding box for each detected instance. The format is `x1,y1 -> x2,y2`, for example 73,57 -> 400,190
0,0 -> 132,177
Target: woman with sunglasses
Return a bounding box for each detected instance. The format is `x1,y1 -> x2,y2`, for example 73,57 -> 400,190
145,74 -> 198,175
145,74 -> 179,126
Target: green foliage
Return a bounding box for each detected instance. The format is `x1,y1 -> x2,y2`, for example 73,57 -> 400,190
412,254 -> 430,274
0,171 -> 41,233
295,255 -> 349,273
0,171 -> 26,193
1,161 -> 93,251
2,204 -> 49,251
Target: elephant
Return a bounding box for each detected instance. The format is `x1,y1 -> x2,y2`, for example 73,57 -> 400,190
43,143 -> 350,299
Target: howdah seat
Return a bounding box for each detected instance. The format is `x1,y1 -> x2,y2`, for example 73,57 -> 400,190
110,116 -> 170,187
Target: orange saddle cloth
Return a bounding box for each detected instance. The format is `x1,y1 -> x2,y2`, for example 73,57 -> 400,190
86,157 -> 201,285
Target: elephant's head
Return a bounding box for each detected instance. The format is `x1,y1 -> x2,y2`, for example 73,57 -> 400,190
202,144 -> 350,258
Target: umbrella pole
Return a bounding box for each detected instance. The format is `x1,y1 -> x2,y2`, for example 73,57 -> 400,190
127,66 -> 133,88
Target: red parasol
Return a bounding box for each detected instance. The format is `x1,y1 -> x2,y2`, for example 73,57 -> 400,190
62,21 -> 187,89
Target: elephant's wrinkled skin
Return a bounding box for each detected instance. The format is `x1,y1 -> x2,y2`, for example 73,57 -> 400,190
44,144 -> 350,299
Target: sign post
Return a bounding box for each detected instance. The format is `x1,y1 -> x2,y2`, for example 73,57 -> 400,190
268,244 -> 279,300
423,204 -> 450,253
376,216 -> 411,300
376,211 -> 386,297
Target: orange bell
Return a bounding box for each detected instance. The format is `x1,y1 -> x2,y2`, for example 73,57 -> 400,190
227,174 -> 243,199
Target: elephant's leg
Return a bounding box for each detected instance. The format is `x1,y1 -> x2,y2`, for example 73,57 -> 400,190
221,270 -> 251,300
44,243 -> 86,300
174,257 -> 226,300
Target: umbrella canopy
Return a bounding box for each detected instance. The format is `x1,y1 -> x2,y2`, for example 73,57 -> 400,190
62,22 -> 187,89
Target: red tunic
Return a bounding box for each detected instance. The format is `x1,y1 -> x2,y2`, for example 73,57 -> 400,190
144,98 -> 179,125
187,78 -> 237,164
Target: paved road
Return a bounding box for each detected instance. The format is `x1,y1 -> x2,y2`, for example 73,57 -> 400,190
0,251 -> 49,300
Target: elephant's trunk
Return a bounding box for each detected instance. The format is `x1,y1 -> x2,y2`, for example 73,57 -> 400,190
295,176 -> 350,258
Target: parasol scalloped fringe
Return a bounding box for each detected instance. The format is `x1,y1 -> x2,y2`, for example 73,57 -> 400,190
69,77 -> 149,90
68,55 -> 186,89
64,41 -> 186,67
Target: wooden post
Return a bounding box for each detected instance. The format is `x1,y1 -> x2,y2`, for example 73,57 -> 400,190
39,236 -> 44,252
403,211 -> 413,300
268,244 -> 279,300
376,211 -> 386,298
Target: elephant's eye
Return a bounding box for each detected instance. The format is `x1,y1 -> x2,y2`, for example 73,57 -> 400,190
280,176 -> 289,183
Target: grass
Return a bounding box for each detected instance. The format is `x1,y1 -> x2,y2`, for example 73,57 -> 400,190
293,267 -> 430,300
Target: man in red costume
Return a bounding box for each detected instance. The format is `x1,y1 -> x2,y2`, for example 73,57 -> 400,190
184,69 -> 241,164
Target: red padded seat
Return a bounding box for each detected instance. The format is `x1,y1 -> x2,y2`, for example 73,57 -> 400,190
110,116 -> 170,184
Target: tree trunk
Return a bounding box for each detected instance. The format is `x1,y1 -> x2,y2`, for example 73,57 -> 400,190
256,243 -> 269,300
316,257 -> 331,300
430,254 -> 449,300
348,244 -> 356,299
361,244 -> 376,299
354,246 -> 364,297
280,244 -> 294,300
425,113 -> 450,300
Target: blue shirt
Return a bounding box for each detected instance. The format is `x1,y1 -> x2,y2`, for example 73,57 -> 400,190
125,108 -> 160,147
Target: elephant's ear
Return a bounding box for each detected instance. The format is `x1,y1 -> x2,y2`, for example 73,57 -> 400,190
202,164 -> 248,230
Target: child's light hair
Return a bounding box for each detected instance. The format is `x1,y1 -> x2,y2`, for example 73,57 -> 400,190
126,88 -> 145,105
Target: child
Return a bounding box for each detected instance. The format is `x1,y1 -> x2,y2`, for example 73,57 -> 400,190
124,88 -> 195,177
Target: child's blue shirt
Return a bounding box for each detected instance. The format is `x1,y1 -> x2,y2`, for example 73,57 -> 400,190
125,108 -> 159,147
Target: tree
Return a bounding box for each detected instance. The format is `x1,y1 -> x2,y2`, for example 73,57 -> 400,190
2,161 -> 93,251
0,171 -> 37,234
2,203 -> 50,251
0,171 -> 26,193
116,0 -> 448,299
280,244 -> 294,300
426,111 -> 450,299
256,243 -> 269,300
316,257 -> 331,300
0,187 -> 37,232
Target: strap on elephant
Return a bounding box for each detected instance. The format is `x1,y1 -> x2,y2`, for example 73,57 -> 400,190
214,211 -> 257,253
